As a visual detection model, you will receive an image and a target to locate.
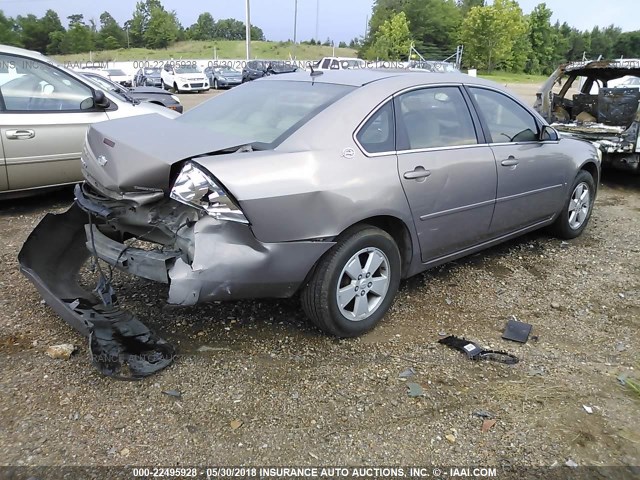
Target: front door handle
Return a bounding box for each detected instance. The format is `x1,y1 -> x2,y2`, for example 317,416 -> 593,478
6,129 -> 35,140
501,157 -> 519,167
403,166 -> 431,180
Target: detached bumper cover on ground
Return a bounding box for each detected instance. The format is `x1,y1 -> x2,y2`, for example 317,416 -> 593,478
18,203 -> 174,379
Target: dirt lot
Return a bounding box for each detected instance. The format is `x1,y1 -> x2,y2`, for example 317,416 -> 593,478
0,83 -> 639,474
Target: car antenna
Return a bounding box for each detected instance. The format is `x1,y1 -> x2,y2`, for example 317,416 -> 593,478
309,64 -> 323,77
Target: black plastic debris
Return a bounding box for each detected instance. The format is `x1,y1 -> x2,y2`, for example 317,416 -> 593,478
502,318 -> 532,343
18,204 -> 175,380
162,389 -> 182,399
438,336 -> 519,365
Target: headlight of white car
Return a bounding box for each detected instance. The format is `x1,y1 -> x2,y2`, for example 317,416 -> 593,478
170,162 -> 248,223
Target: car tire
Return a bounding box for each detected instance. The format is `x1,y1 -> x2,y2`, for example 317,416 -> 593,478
550,170 -> 596,239
173,83 -> 180,94
301,225 -> 401,338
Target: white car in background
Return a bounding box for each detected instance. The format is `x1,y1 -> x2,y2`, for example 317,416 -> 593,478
101,68 -> 133,87
161,63 -> 209,93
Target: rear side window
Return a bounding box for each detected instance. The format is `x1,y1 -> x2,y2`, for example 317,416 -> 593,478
395,86 -> 477,150
470,87 -> 539,143
356,101 -> 395,154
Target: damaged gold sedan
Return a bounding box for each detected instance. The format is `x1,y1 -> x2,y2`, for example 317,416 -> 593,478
534,59 -> 640,172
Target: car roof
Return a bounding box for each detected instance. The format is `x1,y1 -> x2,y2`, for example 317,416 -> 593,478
259,69 -> 499,88
0,43 -> 51,62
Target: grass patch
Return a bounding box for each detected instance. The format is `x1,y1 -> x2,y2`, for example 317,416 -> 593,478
627,378 -> 640,397
478,71 -> 548,84
52,40 -> 357,63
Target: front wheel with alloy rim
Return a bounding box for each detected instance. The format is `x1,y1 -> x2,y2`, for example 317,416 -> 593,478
301,225 -> 401,337
550,170 -> 596,239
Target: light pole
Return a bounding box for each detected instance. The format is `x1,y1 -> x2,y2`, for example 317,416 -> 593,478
293,0 -> 298,45
245,0 -> 251,60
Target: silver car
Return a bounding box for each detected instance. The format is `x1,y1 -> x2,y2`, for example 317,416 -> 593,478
20,70 -> 600,377
0,44 -> 179,197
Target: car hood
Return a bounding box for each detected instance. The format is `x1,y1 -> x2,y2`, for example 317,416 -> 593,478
83,114 -> 253,195
176,74 -> 206,80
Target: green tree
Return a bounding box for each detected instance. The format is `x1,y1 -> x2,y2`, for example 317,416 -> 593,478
457,0 -> 484,14
61,14 -> 94,53
96,11 -> 125,50
614,31 -> 640,58
213,18 -> 246,40
17,10 -> 64,53
129,0 -> 163,47
250,25 -> 265,41
361,0 -> 406,54
459,0 -> 528,72
404,0 -> 462,58
47,30 -> 65,54
526,3 -> 555,73
189,12 -> 216,40
0,11 -> 21,46
368,11 -> 412,60
143,7 -> 179,48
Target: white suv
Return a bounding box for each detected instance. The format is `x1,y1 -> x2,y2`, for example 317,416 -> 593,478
161,63 -> 209,93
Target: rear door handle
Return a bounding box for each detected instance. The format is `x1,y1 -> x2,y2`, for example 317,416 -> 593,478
501,157 -> 519,167
403,167 -> 431,180
6,129 -> 35,140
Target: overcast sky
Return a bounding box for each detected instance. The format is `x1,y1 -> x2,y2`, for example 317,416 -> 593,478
0,0 -> 637,43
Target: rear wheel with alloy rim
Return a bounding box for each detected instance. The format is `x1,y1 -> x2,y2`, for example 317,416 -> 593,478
550,170 -> 595,239
301,225 -> 401,337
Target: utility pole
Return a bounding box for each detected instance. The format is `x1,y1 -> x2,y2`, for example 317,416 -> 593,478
245,0 -> 251,60
293,0 -> 298,45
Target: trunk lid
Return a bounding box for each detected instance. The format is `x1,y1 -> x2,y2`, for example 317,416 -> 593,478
83,114 -> 252,194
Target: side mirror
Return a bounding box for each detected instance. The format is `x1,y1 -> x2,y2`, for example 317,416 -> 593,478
94,90 -> 111,109
540,125 -> 558,141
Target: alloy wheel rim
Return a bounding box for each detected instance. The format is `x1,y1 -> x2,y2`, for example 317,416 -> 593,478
336,247 -> 390,322
568,182 -> 590,230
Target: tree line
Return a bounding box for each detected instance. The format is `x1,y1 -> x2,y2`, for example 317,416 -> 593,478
0,0 -> 265,54
362,0 -> 640,73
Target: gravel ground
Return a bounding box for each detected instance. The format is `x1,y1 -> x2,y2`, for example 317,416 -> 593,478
0,85 -> 638,472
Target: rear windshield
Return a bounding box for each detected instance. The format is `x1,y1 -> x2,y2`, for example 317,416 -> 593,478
178,81 -> 355,147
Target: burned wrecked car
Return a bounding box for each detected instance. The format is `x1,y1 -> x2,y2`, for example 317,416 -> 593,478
534,59 -> 640,172
20,71 -> 601,377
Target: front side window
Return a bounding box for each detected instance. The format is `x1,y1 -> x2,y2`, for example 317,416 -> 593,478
179,81 -> 355,148
395,86 -> 478,150
356,101 -> 395,154
0,54 -> 94,111
470,87 -> 539,143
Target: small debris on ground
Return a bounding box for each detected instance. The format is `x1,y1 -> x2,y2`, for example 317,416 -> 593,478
473,410 -> 495,419
45,344 -> 75,360
482,419 -> 497,433
551,302 -> 561,309
398,367 -> 416,379
445,434 -> 456,443
120,448 -> 130,457
162,389 -> 182,399
583,405 -> 593,414
230,420 -> 243,430
406,382 -> 424,397
565,459 -> 579,468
